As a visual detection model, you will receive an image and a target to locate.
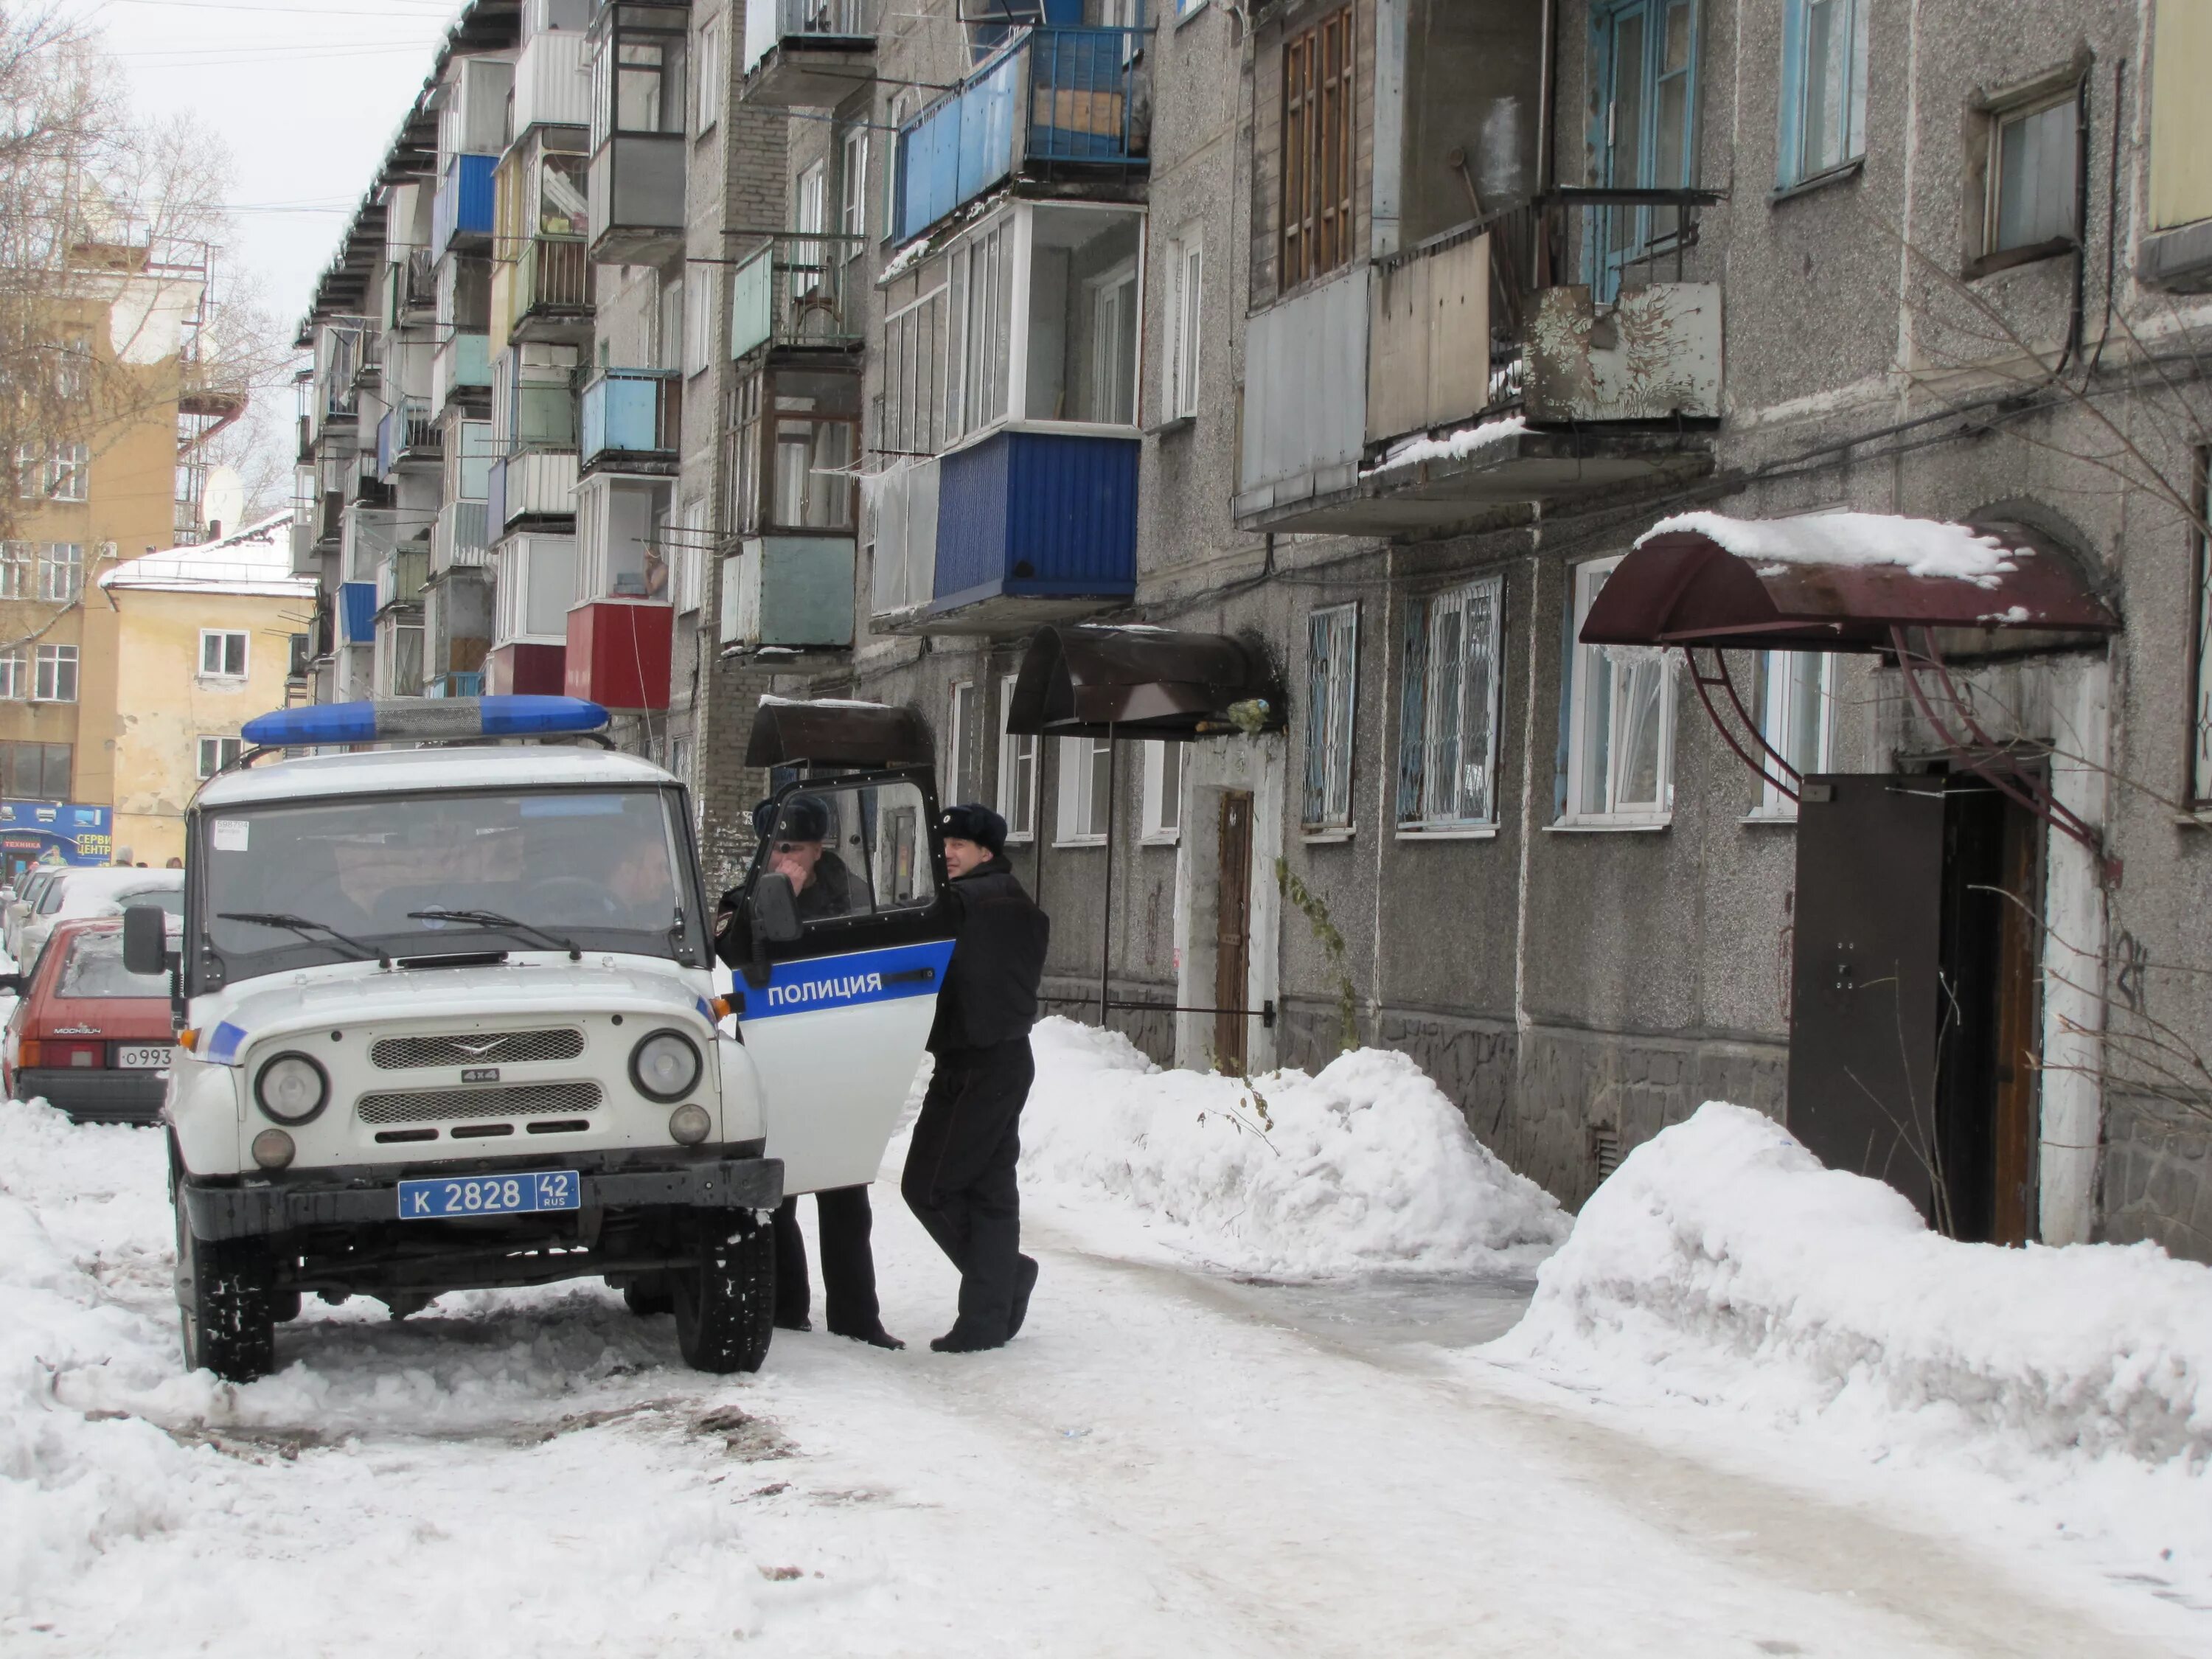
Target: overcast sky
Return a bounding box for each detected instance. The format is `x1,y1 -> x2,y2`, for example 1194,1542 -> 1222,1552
66,0 -> 466,336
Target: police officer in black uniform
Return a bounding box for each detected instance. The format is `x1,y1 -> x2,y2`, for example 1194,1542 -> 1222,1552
715,795 -> 901,1350
901,803 -> 1051,1352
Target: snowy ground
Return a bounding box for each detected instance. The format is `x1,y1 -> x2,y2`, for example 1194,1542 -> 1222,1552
3,1025 -> 2208,1657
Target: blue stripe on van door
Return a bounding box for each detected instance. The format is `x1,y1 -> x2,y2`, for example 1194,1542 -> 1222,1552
731,939 -> 956,1022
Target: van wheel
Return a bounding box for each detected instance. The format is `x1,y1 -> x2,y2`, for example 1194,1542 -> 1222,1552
672,1211 -> 773,1374
173,1168 -> 276,1382
622,1274 -> 675,1318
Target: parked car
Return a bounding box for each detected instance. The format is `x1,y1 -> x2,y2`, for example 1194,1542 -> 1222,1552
4,864 -> 66,962
1,916 -> 177,1122
18,867 -> 185,979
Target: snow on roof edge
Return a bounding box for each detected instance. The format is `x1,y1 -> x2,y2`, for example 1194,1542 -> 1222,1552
1637,510 -> 2031,588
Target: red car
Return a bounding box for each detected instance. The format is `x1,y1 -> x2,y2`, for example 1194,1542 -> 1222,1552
1,915 -> 176,1124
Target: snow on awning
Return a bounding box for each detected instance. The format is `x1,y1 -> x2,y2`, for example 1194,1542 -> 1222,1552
744,698 -> 934,768
1580,512 -> 2119,655
1006,625 -> 1283,739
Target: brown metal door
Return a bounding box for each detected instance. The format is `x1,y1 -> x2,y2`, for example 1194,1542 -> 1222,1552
1214,790 -> 1253,1074
1787,774 -> 1946,1221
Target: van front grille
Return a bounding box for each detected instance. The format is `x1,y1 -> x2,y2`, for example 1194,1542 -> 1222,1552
355,1082 -> 603,1126
370,1029 -> 585,1070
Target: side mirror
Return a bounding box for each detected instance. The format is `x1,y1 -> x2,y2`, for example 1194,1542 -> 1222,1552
122,905 -> 168,976
740,872 -> 801,991
0,973 -> 24,998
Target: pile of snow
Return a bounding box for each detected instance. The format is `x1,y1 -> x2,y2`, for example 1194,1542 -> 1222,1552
1489,1101 -> 2212,1489
1637,509 -> 2028,587
1362,415 -> 1528,477
1018,1018 -> 1566,1279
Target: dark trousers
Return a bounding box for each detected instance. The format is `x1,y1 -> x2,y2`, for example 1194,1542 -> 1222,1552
772,1185 -> 882,1334
900,1040 -> 1035,1338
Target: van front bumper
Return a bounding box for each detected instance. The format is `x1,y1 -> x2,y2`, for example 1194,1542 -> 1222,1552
181,1144 -> 782,1242
20,1068 -> 166,1124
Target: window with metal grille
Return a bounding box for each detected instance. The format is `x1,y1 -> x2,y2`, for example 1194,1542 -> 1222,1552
1303,602 -> 1357,830
1397,580 -> 1504,830
1281,7 -> 1356,290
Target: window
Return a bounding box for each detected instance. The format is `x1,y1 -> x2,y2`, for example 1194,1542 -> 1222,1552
1987,90 -> 2079,256
950,220 -> 1010,438
0,740 -> 69,797
657,276 -> 685,372
0,647 -> 24,700
1055,735 -> 1113,844
1088,262 -> 1139,425
1281,7 -> 1356,288
1304,602 -> 1358,830
695,12 -> 722,133
947,679 -> 980,804
599,28 -> 686,139
1141,741 -> 1184,842
199,629 -> 248,678
1398,581 -> 1505,830
45,443 -> 87,502
676,498 -> 707,612
2191,449 -> 2212,808
1593,0 -> 1698,297
1166,238 -> 1203,420
197,736 -> 243,779
881,268 -> 950,457
1778,0 -> 1866,186
839,127 -> 869,262
14,444 -> 36,499
998,675 -> 1037,841
684,268 -> 714,375
32,644 -> 77,703
1750,650 -> 1833,817
0,542 -> 29,599
38,542 -> 81,604
1564,557 -> 1674,824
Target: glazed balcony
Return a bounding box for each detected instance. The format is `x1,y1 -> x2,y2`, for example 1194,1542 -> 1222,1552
488,449 -> 580,531
432,498 -> 491,573
728,234 -> 866,358
585,4 -> 689,263
431,330 -> 493,409
720,537 -> 855,655
741,0 -> 874,111
432,154 -> 498,261
580,368 -> 679,473
375,545 -> 431,613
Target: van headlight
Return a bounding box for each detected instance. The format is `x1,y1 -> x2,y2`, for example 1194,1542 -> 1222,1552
629,1030 -> 701,1103
255,1053 -> 330,1125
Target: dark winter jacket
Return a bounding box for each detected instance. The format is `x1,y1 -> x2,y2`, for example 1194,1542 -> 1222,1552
928,858 -> 1050,1055
712,852 -> 859,967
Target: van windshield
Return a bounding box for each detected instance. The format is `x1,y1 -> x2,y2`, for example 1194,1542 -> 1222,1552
193,787 -> 706,988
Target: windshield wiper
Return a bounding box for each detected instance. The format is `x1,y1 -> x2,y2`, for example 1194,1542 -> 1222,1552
218,911 -> 391,968
407,907 -> 581,961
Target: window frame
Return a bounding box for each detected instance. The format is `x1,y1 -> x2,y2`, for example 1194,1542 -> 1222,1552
32,643 -> 78,704
1983,84 -> 2082,262
1562,555 -> 1676,827
1397,579 -> 1507,834
1745,648 -> 1834,820
998,675 -> 1037,843
197,734 -> 244,780
1303,602 -> 1359,832
2189,446 -> 2212,810
694,10 -> 723,135
1776,0 -> 1868,189
199,627 -> 250,680
1166,236 -> 1203,421
839,126 -> 869,266
0,541 -> 27,599
1054,734 -> 1114,846
1279,5 -> 1357,292
44,442 -> 88,503
946,678 -> 981,806
0,646 -> 26,700
1141,740 -> 1184,844
1590,0 -> 1700,299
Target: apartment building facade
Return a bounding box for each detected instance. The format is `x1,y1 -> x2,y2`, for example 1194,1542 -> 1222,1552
293,0 -> 2212,1260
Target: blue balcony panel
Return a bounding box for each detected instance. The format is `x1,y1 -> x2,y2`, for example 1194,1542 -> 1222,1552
924,429 -> 1135,633
432,153 -> 498,260
339,580 -> 378,645
580,369 -> 678,469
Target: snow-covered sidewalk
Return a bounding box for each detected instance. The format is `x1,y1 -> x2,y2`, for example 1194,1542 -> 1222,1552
1,1030 -> 2208,1655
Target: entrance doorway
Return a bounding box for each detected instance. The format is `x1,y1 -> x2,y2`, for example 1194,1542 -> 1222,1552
1214,790 -> 1253,1074
1787,772 -> 2042,1242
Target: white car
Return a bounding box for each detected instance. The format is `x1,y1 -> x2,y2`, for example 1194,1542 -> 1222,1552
4,865 -> 65,961
136,696 -> 955,1385
18,866 -> 185,979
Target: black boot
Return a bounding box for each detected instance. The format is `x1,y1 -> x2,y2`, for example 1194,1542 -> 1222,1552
930,1322 -> 1006,1354
830,1321 -> 905,1350
1006,1256 -> 1040,1339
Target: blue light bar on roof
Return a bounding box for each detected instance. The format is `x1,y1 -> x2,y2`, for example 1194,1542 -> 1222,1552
240,696 -> 610,748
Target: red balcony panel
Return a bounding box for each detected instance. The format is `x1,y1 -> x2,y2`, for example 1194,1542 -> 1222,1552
486,641 -> 568,698
563,601 -> 671,712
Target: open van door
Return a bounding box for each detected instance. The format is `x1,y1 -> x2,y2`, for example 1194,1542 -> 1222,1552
728,771 -> 956,1193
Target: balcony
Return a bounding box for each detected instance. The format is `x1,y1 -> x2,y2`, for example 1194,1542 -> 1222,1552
338,580 -> 378,646
585,136 -> 685,264
872,429 -> 1135,636
585,4 -> 689,263
1233,194 -> 1722,537
742,0 -> 874,110
376,399 -> 442,478
432,498 -> 491,573
565,602 -> 671,712
513,27 -> 591,133
729,234 -> 865,358
891,25 -> 1146,246
340,501 -> 403,583
375,546 -> 431,614
512,237 -> 594,341
493,532 -> 577,647
432,154 -> 498,261
580,369 -> 679,473
425,672 -> 487,699
489,449 -> 580,529
431,330 -> 493,409
720,538 -> 855,655
387,251 -> 437,330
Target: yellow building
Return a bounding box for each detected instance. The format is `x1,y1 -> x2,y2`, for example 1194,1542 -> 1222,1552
0,243 -> 231,834
97,515 -> 315,864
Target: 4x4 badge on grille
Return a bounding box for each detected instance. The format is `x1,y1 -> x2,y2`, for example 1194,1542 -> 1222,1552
461,1066 -> 501,1084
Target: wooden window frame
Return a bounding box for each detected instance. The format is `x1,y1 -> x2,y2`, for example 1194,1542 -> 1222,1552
1280,7 -> 1356,291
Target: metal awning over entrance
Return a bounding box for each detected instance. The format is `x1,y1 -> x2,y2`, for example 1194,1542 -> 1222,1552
744,698 -> 934,769
1005,625 -> 1282,740
1579,512 -> 2122,876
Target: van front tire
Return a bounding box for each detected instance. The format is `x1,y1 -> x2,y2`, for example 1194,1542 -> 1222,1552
173,1168 -> 277,1382
672,1211 -> 773,1374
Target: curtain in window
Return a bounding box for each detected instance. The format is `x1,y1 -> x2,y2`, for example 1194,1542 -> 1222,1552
1612,651 -> 1667,810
